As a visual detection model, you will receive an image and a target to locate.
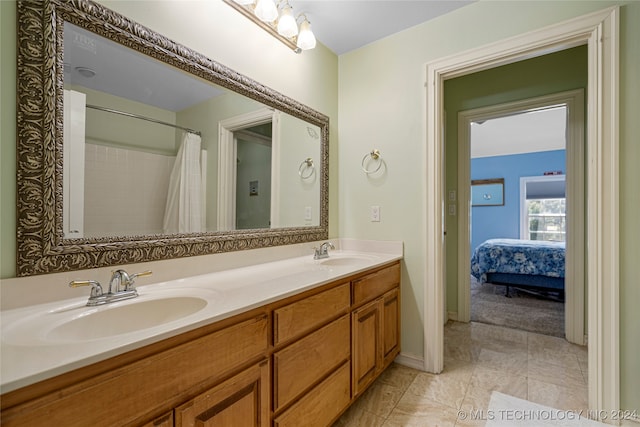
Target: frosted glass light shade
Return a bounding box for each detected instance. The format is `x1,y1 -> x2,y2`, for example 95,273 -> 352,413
277,6 -> 298,38
234,0 -> 254,5
254,0 -> 278,22
296,19 -> 316,50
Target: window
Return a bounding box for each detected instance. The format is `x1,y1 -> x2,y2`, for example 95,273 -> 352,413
520,175 -> 566,242
526,198 -> 566,241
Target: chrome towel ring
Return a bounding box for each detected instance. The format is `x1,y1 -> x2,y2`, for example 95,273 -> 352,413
361,149 -> 382,174
298,158 -> 315,179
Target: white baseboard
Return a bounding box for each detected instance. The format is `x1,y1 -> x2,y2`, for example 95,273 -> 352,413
621,416 -> 640,426
447,311 -> 458,321
394,352 -> 425,371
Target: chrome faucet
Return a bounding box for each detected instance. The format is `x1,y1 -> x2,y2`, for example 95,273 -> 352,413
313,241 -> 335,260
70,269 -> 152,306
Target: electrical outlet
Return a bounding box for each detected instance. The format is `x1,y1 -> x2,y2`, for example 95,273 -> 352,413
304,206 -> 312,221
371,206 -> 381,222
448,204 -> 456,216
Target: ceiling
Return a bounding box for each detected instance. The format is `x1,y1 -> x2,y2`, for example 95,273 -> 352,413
297,0 -> 475,55
471,107 -> 567,159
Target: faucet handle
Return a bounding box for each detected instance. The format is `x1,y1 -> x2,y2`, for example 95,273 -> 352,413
126,270 -> 153,291
131,270 -> 153,280
69,280 -> 104,298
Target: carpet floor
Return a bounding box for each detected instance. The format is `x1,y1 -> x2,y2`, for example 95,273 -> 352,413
471,275 -> 565,337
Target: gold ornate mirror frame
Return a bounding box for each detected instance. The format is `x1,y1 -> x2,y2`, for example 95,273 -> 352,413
16,0 -> 329,276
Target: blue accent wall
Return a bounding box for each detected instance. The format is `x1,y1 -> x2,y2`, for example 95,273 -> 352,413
471,149 -> 565,252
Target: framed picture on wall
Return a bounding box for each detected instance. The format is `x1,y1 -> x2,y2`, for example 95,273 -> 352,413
472,178 -> 504,206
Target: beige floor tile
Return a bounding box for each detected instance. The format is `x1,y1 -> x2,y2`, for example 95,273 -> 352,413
528,358 -> 586,389
470,322 -> 529,346
445,336 -> 479,363
405,359 -> 473,410
527,332 -> 587,372
528,346 -> 582,372
377,363 -> 421,391
476,347 -> 528,377
332,406 -> 386,427
384,393 -> 459,427
348,380 -> 406,419
528,378 -> 589,412
459,366 -> 528,426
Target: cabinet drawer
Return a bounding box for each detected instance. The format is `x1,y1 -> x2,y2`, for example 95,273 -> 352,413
274,283 -> 350,345
274,361 -> 351,427
273,315 -> 350,411
352,263 -> 400,306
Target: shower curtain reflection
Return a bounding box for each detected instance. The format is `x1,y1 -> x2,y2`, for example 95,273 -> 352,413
163,132 -> 206,234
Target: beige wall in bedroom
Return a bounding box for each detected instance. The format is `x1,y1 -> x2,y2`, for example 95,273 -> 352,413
338,0 -> 639,411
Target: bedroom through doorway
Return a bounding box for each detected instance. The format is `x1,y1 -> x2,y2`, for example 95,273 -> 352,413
469,106 -> 567,338
456,89 -> 586,344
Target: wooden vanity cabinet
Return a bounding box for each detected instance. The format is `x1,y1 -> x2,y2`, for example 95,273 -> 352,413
351,264 -> 401,397
1,261 -> 401,427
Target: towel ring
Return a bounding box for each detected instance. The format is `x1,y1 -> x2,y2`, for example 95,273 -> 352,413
361,149 -> 382,174
298,158 -> 315,179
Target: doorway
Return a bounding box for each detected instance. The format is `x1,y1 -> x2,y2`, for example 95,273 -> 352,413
457,91 -> 585,344
423,7 -> 619,416
218,108 -> 279,231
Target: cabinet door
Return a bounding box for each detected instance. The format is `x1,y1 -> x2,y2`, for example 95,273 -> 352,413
382,288 -> 400,367
351,299 -> 381,397
175,360 -> 269,427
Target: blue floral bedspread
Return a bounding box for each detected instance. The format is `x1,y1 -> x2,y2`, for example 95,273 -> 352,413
471,238 -> 565,282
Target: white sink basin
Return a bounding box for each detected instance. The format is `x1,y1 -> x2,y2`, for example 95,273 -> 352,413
319,254 -> 379,267
48,296 -> 207,341
4,291 -> 212,345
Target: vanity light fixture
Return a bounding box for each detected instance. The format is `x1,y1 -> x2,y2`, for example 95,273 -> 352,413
223,0 -> 316,53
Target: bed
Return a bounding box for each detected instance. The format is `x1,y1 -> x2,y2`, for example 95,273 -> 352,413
470,238 -> 565,300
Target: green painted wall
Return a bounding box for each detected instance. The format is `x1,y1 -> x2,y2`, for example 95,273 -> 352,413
443,45 -> 588,313
339,0 -> 638,412
618,2 -> 640,414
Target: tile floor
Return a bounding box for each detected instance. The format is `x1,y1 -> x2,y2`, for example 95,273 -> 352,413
333,321 -> 588,427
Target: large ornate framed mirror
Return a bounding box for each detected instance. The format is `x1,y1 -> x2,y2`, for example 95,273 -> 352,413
16,0 -> 329,276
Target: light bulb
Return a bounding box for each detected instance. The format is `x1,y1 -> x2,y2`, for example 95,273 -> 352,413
296,18 -> 316,50
277,5 -> 298,38
254,0 -> 278,22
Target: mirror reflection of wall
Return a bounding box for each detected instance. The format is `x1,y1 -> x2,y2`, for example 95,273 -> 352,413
62,21 -> 322,239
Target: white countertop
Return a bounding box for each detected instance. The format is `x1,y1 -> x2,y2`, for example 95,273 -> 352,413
1,241 -> 402,394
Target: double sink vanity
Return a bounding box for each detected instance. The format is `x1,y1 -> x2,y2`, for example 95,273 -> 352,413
6,2 -> 403,425
1,240 -> 403,426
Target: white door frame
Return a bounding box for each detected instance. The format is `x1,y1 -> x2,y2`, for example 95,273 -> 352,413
424,7 -> 619,419
457,90 -> 585,346
217,108 -> 279,230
